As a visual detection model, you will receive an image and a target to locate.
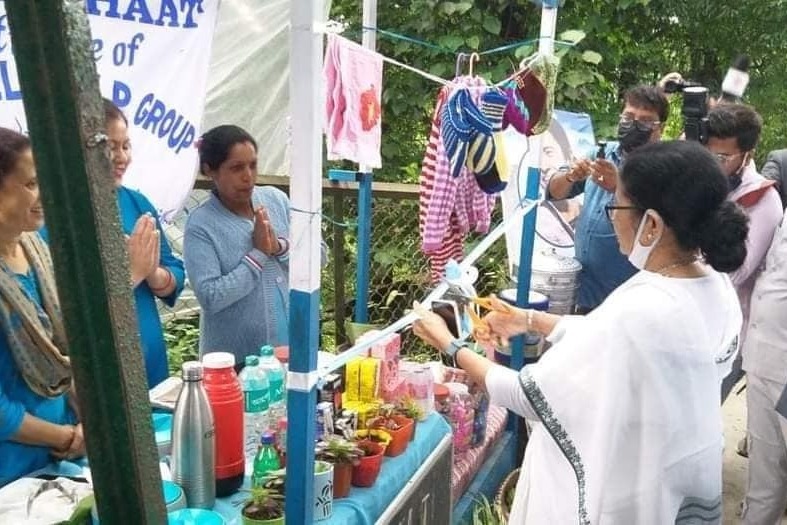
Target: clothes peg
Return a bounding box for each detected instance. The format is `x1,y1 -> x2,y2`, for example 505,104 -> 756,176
468,53 -> 480,77
455,53 -> 468,78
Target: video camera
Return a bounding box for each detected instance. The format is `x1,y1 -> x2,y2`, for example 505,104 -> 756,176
663,80 -> 710,144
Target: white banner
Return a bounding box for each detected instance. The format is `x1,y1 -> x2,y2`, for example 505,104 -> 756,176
0,0 -> 220,223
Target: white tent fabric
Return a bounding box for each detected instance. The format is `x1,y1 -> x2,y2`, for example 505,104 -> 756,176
202,0 -> 331,177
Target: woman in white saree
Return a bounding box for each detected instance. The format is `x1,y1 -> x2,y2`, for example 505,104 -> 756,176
414,141 -> 747,524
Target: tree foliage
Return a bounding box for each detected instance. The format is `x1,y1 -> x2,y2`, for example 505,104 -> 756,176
330,0 -> 787,179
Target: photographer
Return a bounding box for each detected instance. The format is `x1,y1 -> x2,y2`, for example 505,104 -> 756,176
705,104 -> 783,401
547,85 -> 668,313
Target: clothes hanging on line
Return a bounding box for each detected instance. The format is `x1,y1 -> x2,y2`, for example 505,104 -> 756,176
419,76 -> 501,282
323,34 -> 383,168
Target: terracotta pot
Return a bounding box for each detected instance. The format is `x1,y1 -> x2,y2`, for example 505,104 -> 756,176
351,441 -> 385,487
333,462 -> 353,498
372,415 -> 413,457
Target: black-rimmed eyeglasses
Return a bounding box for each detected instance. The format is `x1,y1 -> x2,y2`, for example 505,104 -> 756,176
604,204 -> 642,221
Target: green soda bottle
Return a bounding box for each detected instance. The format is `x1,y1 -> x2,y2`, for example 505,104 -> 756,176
251,432 -> 281,488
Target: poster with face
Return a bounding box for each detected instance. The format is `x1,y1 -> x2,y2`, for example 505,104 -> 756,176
501,110 -> 597,276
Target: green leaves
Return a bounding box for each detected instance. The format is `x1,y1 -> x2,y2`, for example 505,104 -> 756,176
581,50 -> 603,65
439,1 -> 473,16
482,15 -> 502,35
559,29 -> 586,45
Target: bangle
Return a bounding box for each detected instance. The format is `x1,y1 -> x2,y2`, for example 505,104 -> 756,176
526,310 -> 534,331
274,237 -> 289,257
150,269 -> 173,293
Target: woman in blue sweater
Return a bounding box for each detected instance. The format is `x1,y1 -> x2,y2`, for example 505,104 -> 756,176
184,125 -> 293,364
0,128 -> 83,486
104,100 -> 185,387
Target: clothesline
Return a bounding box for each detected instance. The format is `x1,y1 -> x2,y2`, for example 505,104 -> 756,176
360,25 -> 577,57
320,21 -> 571,89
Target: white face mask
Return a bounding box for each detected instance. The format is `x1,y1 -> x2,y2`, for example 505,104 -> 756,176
627,210 -> 662,270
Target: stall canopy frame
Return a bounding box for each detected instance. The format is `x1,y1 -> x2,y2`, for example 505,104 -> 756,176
285,0 -> 561,521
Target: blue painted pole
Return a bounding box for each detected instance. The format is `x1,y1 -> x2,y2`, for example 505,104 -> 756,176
354,172 -> 373,323
285,0 -> 323,521
507,167 -> 540,431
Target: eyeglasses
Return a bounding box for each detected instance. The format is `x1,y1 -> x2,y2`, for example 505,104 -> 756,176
711,152 -> 744,165
619,114 -> 661,131
604,204 -> 642,221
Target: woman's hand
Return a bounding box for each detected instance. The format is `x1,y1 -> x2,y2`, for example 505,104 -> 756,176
252,207 -> 281,256
412,302 -> 455,354
127,214 -> 158,286
482,296 -> 530,343
51,424 -> 86,461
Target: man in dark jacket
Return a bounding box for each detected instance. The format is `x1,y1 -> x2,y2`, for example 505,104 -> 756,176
762,148 -> 787,208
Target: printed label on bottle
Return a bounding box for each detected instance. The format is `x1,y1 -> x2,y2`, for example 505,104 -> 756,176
269,378 -> 284,403
244,389 -> 269,413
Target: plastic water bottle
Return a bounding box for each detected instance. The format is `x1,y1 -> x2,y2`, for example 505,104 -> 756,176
171,361 -> 216,509
238,355 -> 270,465
259,345 -> 286,423
251,432 -> 282,488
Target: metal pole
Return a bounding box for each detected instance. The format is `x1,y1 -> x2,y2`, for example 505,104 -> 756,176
333,193 -> 347,343
5,1 -> 165,522
353,172 -> 372,323
352,0 -> 378,324
286,0 -> 324,520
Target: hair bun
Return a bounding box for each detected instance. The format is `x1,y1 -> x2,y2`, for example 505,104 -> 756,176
697,201 -> 749,273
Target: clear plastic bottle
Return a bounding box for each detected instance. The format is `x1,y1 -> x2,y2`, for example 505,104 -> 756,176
238,355 -> 270,466
259,345 -> 286,424
251,432 -> 282,488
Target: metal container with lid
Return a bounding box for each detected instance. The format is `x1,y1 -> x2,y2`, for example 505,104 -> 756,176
514,249 -> 582,315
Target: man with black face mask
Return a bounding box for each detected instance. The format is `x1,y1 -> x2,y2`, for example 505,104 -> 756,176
547,85 -> 668,313
706,104 -> 784,403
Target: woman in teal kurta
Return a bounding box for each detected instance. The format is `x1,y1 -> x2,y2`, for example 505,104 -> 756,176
0,128 -> 82,486
105,99 -> 184,388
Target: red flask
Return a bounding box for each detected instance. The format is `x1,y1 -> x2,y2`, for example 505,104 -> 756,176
202,352 -> 244,496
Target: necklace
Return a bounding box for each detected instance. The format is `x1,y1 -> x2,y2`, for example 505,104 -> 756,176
652,256 -> 700,276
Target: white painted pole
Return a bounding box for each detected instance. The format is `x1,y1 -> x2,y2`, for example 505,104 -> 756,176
538,2 -> 558,56
285,0 -> 325,522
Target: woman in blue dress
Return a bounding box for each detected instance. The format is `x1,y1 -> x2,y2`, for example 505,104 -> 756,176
0,128 -> 83,486
104,99 -> 185,388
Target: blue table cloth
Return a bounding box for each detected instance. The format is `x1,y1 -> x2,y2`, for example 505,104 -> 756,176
38,413 -> 451,525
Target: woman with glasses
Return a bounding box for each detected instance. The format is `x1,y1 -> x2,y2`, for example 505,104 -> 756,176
414,141 -> 746,524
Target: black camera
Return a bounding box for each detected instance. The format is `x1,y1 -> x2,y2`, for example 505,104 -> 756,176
664,80 -> 710,144
681,86 -> 710,144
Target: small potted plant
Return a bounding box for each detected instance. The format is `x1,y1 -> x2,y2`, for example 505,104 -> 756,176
351,439 -> 386,487
241,486 -> 284,525
394,397 -> 425,441
262,462 -> 335,521
316,437 -> 363,498
368,404 -> 414,457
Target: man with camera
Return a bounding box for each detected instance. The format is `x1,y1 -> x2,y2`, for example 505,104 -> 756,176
705,105 -> 783,403
546,85 -> 668,314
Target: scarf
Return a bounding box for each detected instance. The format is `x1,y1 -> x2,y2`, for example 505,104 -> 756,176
0,233 -> 71,398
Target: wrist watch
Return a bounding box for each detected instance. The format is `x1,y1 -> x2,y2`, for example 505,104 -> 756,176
444,338 -> 465,359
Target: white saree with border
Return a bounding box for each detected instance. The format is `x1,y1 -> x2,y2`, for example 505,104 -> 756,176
486,270 -> 741,524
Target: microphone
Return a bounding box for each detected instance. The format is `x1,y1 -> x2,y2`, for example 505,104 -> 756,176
720,55 -> 750,103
